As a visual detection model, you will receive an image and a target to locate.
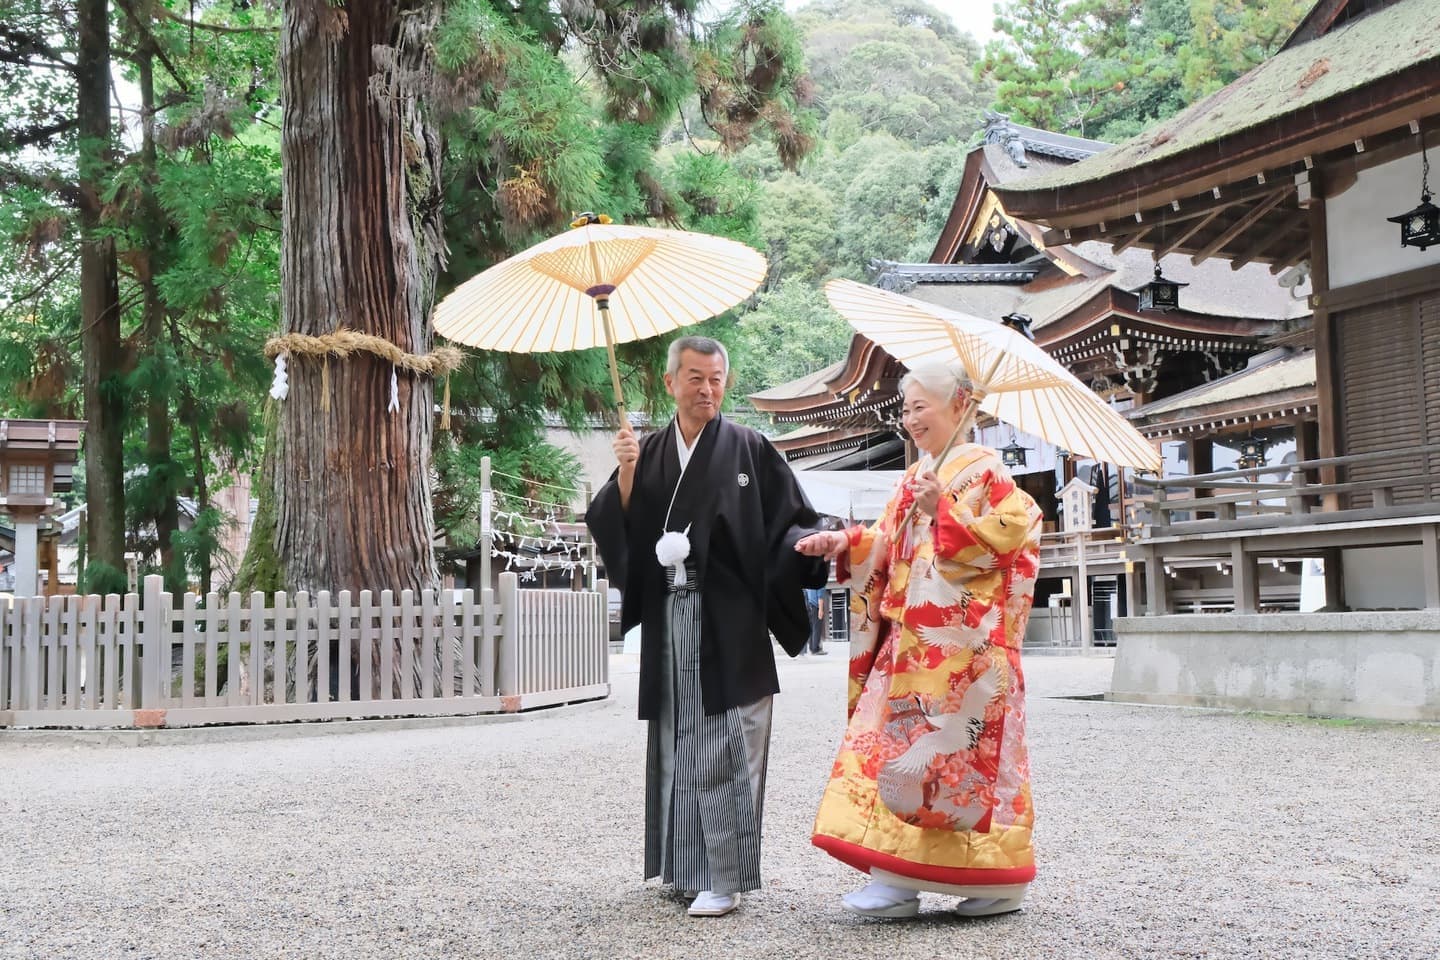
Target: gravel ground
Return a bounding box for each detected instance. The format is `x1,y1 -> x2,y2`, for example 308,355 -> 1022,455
2,648 -> 1437,960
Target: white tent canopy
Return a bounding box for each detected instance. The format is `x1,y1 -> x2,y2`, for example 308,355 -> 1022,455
794,470 -> 904,522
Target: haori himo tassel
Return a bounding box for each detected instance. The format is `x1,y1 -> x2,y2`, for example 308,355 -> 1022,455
655,524 -> 692,586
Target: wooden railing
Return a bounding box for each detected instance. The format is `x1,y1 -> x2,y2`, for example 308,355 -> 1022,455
0,572 -> 609,729
1137,443 -> 1440,537
1039,528 -> 1130,568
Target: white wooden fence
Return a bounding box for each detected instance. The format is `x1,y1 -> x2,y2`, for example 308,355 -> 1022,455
0,573 -> 609,729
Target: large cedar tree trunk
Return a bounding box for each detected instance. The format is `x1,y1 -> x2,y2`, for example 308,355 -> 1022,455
78,0 -> 127,592
274,0 -> 444,596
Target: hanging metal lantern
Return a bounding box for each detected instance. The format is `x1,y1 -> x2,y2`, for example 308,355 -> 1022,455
1133,263 -> 1188,313
1000,434 -> 1030,469
1237,435 -> 1266,470
1387,133 -> 1440,251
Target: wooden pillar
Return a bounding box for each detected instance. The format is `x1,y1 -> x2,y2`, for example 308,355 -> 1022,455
1187,437 -> 1214,519
1294,417 -> 1318,462
1293,417 -> 1321,511
1422,524 -> 1440,610
1321,546 -> 1346,612
42,535 -> 59,596
1231,541 -> 1258,614
1115,465 -> 1127,532
1144,545 -> 1170,616
1124,564 -> 1142,618
1310,168 -> 1343,506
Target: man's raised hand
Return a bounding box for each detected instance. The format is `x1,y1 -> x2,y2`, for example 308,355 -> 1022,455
614,424 -> 639,509
613,424 -> 640,470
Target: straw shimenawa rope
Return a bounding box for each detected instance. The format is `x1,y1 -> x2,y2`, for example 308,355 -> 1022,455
264,328 -> 466,428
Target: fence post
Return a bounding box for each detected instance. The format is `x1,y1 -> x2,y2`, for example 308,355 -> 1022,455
583,481 -> 595,590
480,456 -> 493,595
596,577 -> 610,686
140,575 -> 167,715
497,571 -> 519,706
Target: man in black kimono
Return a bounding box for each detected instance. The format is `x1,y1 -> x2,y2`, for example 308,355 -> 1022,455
586,335 -> 827,918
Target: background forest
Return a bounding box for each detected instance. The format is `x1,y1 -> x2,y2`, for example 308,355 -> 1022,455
0,0 -> 1306,591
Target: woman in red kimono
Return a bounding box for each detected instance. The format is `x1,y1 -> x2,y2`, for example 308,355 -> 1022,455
796,361 -> 1042,919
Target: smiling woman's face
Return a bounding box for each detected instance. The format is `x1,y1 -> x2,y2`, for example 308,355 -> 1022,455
901,382 -> 964,458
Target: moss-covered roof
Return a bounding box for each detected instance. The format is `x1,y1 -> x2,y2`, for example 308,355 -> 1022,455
996,0 -> 1440,195
1136,351 -> 1316,419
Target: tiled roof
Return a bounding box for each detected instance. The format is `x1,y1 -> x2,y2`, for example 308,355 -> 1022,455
749,359 -> 846,402
992,0 -> 1440,194
901,244 -> 1308,328
873,262 -> 1044,288
980,114 -> 1109,169
1137,350 -> 1316,417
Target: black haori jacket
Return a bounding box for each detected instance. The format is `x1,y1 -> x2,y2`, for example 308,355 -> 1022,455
587,414 -> 828,719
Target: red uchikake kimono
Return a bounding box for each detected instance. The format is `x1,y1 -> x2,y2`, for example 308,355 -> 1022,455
812,444 -> 1043,890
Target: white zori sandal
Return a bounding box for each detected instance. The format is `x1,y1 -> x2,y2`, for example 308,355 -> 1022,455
952,896 -> 1024,917
841,881 -> 921,918
866,869 -> 1028,919
688,891 -> 740,917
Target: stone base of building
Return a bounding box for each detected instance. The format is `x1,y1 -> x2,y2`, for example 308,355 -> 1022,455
1112,612 -> 1440,722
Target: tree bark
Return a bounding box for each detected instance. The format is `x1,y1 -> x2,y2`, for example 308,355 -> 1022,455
135,38 -> 184,592
274,0 -> 444,596
78,0 -> 127,592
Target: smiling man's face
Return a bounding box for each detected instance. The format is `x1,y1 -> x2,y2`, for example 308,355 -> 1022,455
665,348 -> 727,433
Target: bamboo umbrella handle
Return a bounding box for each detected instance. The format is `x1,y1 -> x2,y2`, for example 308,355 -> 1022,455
585,230 -> 628,421
596,296 -> 627,420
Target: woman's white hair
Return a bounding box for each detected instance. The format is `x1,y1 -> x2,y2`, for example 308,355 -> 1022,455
899,361 -> 974,403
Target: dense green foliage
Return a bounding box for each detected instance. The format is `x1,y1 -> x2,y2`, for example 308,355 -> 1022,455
978,0 -> 1309,141
727,0 -> 990,400
426,0 -> 814,559
0,0 -> 1315,589
1,0 -> 281,591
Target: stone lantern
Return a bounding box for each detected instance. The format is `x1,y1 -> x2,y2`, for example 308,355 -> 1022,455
0,419 -> 84,596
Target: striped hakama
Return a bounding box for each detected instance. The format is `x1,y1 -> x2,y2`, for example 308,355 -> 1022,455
644,563 -> 770,895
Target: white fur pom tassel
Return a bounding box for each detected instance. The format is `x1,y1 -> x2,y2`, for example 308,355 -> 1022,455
655,526 -> 692,586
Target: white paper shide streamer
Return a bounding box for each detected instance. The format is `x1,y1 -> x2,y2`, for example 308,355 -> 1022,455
655,524 -> 692,586
269,353 -> 290,401
388,366 -> 400,413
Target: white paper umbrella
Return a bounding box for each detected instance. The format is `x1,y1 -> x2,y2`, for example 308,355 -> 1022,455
824,279 -> 1161,471
434,215 -> 767,412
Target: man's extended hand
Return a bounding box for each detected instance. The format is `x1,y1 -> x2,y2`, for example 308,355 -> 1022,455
614,424 -> 639,509
795,530 -> 848,560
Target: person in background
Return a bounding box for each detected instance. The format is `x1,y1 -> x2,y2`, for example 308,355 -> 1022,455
804,585 -> 829,655
795,360 -> 1043,919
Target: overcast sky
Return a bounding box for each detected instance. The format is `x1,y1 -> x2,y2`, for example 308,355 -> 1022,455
783,0 -> 1003,45
919,0 -> 1002,43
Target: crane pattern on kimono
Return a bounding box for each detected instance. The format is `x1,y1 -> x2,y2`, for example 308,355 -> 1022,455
876,663 -> 1001,828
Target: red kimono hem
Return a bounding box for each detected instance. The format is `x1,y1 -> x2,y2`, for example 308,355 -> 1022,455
812,834 -> 1037,886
